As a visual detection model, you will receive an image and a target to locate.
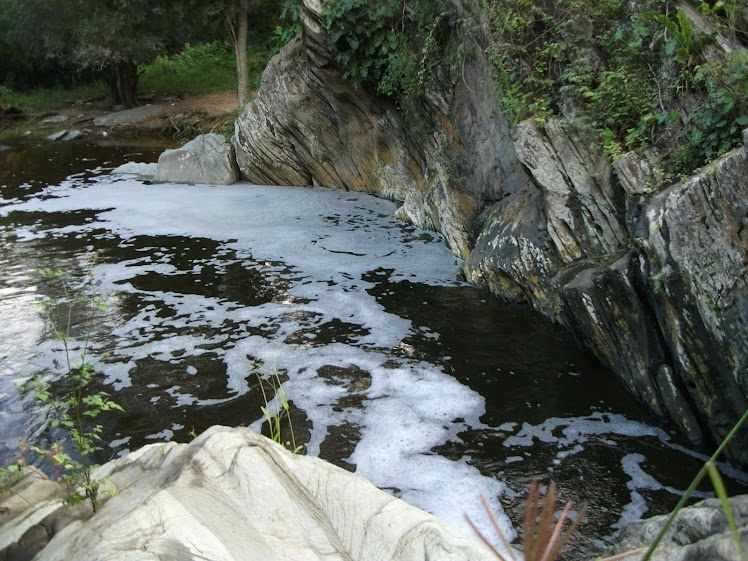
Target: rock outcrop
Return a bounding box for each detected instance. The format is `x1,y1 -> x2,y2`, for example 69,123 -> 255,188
609,495 -> 748,561
232,0 -> 748,465
154,133 -> 239,185
0,426 -> 494,561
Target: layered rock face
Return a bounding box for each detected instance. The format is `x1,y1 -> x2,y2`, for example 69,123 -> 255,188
0,427 -> 494,561
232,1 -> 747,464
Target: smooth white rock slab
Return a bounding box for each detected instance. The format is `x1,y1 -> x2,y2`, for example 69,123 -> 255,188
0,426 -> 495,561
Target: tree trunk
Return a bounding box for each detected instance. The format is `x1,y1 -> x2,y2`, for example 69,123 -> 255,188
110,61 -> 139,108
233,0 -> 249,108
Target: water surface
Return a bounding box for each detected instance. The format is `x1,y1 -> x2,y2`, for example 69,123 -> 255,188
1,140 -> 745,558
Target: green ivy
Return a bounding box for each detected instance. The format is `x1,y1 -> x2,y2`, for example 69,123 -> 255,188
321,0 -> 455,103
273,0 -> 303,51
482,0 -> 748,180
690,52 -> 748,162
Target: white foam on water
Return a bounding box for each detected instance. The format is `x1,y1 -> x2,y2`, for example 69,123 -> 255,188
7,174 -> 746,556
503,412 -> 670,448
1,178 -> 463,287
0,176 -> 515,546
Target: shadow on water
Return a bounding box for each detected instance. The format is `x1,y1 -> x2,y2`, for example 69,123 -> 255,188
363,270 -> 748,558
0,139 -> 167,201
364,269 -> 652,424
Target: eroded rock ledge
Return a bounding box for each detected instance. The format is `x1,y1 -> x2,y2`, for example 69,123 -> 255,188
0,427 -> 494,561
232,0 -> 748,465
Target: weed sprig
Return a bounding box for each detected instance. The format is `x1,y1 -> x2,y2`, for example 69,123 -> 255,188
0,263 -> 123,512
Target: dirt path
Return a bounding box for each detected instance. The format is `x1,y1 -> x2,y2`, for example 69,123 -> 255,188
1,90 -> 241,144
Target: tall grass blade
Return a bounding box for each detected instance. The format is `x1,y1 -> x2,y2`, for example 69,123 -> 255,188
705,461 -> 746,561
547,503 -> 587,560
464,513 -> 514,561
523,479 -> 542,560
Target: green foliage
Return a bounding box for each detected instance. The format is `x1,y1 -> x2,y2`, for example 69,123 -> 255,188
0,264 -> 123,512
689,52 -> 748,162
482,0 -> 748,180
697,0 -> 745,43
322,0 -> 455,103
255,371 -> 305,454
274,0 -> 304,50
1,0 -> 280,105
323,1 -> 400,84
140,42 -> 238,95
0,83 -> 107,112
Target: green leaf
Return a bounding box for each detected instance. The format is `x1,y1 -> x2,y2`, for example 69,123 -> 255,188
93,296 -> 108,312
68,493 -> 86,506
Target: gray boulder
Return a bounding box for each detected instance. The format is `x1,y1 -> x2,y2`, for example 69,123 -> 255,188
155,133 -> 239,185
0,426 -> 493,561
45,130 -> 68,142
45,130 -> 82,142
610,496 -> 748,561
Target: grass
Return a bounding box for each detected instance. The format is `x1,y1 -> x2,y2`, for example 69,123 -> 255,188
1,40 -> 273,115
255,371 -> 305,455
1,83 -> 106,112
139,41 -> 237,96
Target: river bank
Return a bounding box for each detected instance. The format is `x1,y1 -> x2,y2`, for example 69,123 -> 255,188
0,90 -> 238,146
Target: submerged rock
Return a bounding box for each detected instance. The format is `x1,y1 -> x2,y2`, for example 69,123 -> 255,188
111,161 -> 158,180
154,133 -> 239,185
0,426 -> 494,561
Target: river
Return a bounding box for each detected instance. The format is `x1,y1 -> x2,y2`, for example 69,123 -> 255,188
1,139 -> 745,558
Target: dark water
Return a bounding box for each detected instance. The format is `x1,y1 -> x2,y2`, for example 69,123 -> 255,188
1,140 -> 745,558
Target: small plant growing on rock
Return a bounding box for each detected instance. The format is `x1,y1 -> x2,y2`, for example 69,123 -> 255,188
0,265 -> 123,512
466,480 -> 586,561
255,370 -> 305,454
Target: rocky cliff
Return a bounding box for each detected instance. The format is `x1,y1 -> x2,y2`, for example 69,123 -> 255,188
232,0 -> 748,464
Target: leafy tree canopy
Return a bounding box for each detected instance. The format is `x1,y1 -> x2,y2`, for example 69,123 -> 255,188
0,0 -> 286,107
